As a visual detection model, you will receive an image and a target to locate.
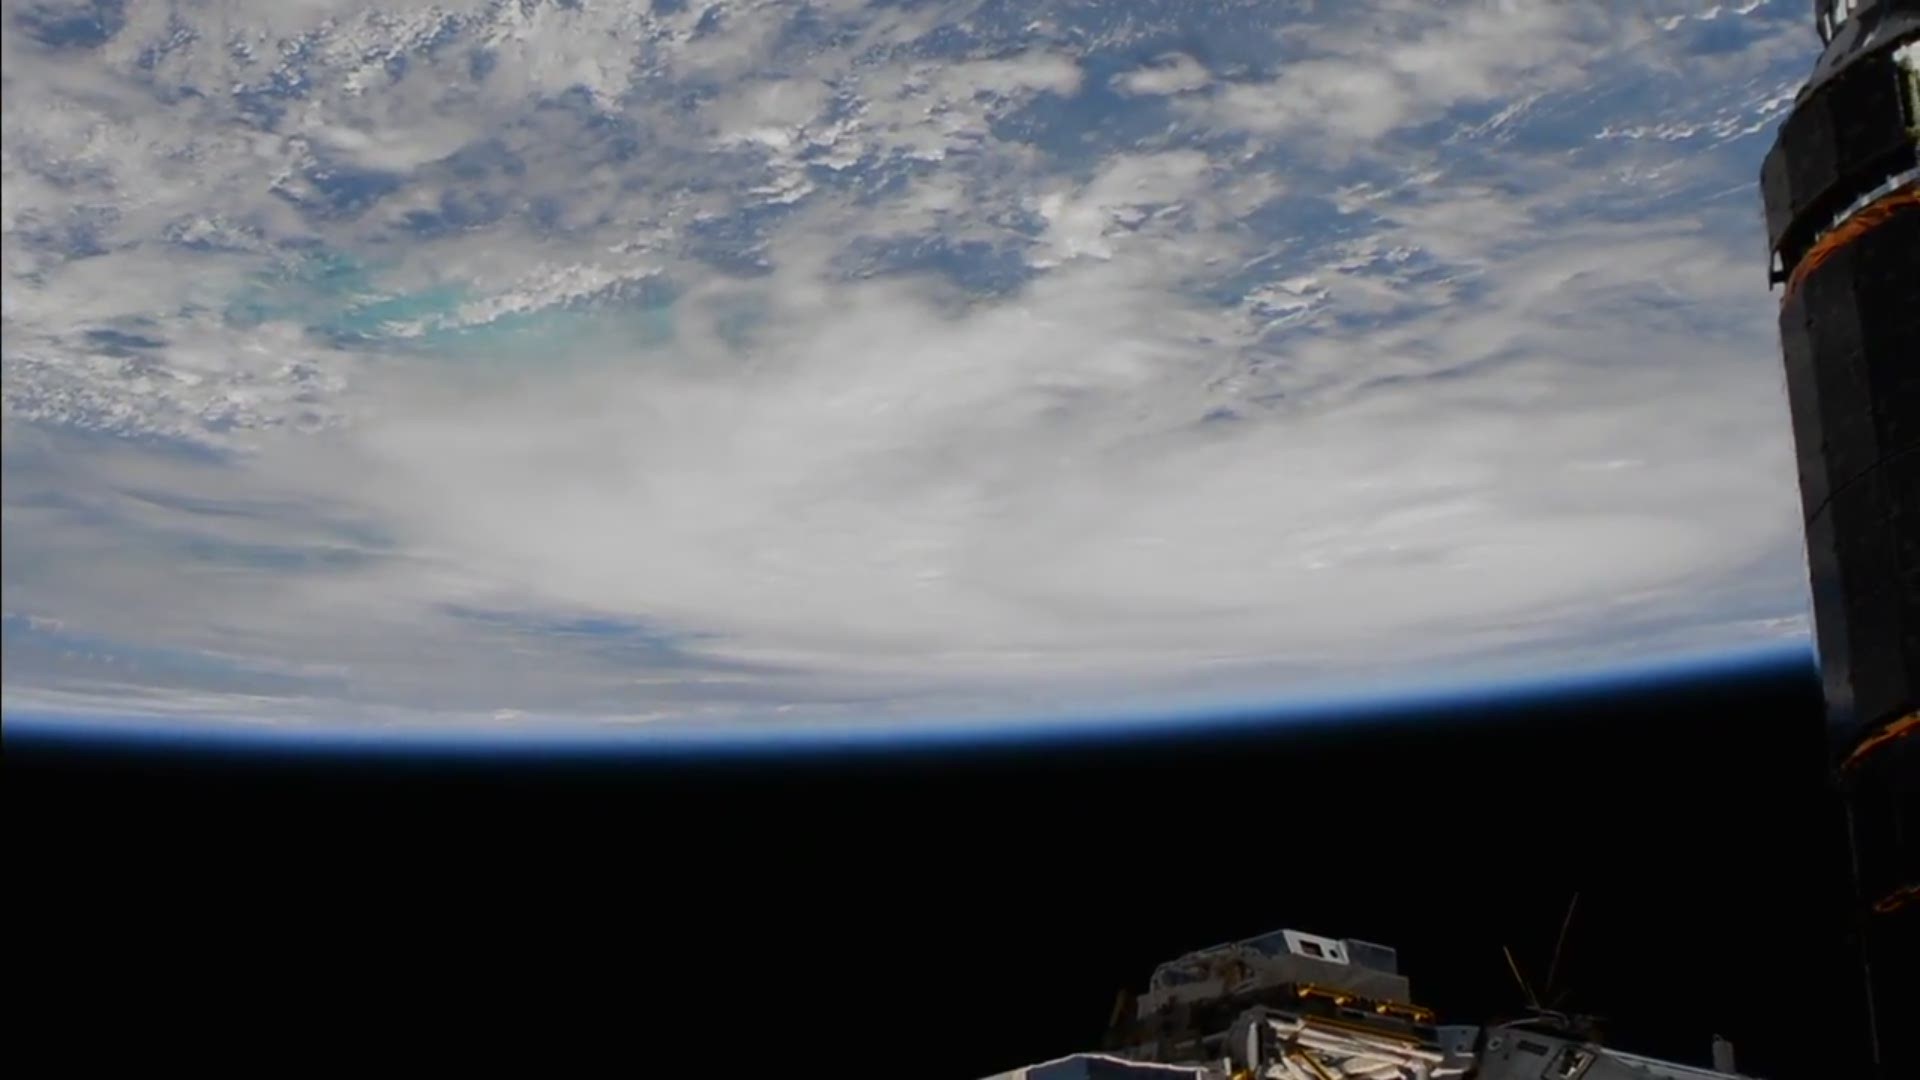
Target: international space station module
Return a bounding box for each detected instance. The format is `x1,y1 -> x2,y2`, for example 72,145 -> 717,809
1758,2 -> 1917,1075
978,925 -> 1752,1080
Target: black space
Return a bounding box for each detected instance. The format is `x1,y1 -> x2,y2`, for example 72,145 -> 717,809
8,655 -> 1866,1076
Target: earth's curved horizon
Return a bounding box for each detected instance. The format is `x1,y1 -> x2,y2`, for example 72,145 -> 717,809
3,639 -> 1814,756
4,1 -> 1819,736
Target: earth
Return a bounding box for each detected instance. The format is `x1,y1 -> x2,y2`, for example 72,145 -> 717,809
1,1 -> 1820,735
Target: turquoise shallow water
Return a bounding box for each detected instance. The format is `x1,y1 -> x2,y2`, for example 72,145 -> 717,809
222,248 -> 676,362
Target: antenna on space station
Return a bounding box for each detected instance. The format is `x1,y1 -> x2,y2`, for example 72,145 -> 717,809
1542,891 -> 1580,1010
1501,944 -> 1540,1012
1500,892 -> 1588,1021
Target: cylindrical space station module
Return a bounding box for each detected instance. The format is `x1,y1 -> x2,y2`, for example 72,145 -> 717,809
1759,2 -> 1918,1075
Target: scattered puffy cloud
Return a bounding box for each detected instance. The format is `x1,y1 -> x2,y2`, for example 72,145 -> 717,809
1115,54 -> 1212,97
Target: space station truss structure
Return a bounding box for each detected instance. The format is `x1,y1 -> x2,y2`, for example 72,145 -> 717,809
1222,1007 -> 1474,1080
983,1018 -> 1749,1080
1758,3 -> 1919,1075
979,927 -> 1753,1080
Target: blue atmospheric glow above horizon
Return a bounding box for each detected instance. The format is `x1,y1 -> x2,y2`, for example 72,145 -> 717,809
4,1 -> 1820,740
4,639 -> 1815,756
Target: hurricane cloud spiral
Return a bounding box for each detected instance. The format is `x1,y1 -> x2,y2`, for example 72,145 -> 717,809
2,0 -> 1815,731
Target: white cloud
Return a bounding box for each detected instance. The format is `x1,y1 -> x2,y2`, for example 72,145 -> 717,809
1192,0 -> 1603,149
1030,150 -> 1216,264
1115,54 -> 1211,96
